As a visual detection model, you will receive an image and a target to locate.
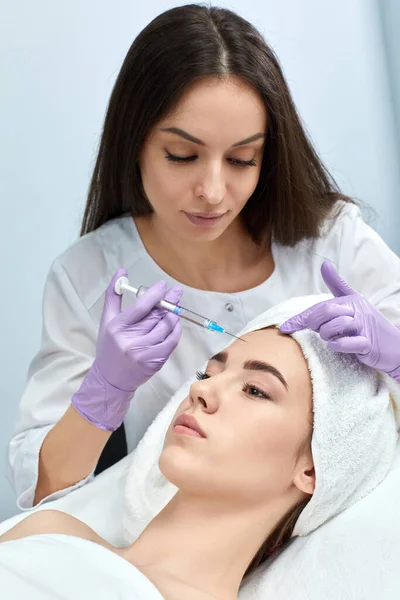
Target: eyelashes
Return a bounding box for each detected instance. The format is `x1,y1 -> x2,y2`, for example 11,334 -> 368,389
165,151 -> 257,168
195,371 -> 271,401
166,152 -> 197,164
229,157 -> 257,167
242,383 -> 271,401
196,370 -> 209,381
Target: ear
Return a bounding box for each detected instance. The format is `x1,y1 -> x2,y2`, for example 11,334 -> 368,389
293,454 -> 316,496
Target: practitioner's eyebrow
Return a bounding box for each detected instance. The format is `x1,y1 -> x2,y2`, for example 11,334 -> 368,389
159,127 -> 266,147
209,352 -> 288,390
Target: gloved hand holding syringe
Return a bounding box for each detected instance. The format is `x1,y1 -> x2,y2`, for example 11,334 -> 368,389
71,269 -> 244,435
114,276 -> 242,341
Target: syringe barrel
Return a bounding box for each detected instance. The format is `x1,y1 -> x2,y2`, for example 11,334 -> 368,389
178,307 -> 210,329
124,284 -> 212,330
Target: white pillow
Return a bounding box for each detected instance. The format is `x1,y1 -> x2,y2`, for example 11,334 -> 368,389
240,440 -> 400,599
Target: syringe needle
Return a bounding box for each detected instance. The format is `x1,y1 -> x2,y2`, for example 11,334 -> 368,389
114,276 -> 248,341
224,331 -> 248,343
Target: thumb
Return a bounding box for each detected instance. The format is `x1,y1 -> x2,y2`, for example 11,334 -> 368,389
100,268 -> 127,327
321,260 -> 356,297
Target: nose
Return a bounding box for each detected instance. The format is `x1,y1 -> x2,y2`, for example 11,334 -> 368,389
189,377 -> 219,414
195,160 -> 226,205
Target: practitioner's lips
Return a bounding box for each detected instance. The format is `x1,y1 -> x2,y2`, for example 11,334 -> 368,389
183,211 -> 226,226
173,413 -> 207,438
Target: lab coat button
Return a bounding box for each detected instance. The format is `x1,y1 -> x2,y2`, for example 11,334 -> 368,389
225,303 -> 234,312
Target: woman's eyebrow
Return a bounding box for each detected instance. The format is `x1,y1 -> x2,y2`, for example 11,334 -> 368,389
209,353 -> 288,390
243,360 -> 288,390
231,133 -> 266,147
209,351 -> 228,364
159,127 -> 266,147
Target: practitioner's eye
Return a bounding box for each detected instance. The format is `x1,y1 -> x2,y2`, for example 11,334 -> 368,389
165,150 -> 197,163
228,157 -> 257,168
196,370 -> 210,381
243,383 -> 271,400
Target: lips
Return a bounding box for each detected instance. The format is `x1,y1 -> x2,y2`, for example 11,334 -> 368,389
183,212 -> 225,227
173,413 -> 206,438
186,212 -> 225,218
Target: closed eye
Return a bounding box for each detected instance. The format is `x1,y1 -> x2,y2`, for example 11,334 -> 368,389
228,157 -> 257,167
165,151 -> 257,168
165,151 -> 197,163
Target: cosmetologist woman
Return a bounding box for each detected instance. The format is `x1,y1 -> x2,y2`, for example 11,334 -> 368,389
8,5 -> 400,509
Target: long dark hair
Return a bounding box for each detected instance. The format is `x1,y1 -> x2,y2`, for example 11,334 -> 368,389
244,496 -> 310,578
81,4 -> 351,245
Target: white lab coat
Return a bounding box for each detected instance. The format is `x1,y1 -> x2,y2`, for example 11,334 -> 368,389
7,202 -> 400,509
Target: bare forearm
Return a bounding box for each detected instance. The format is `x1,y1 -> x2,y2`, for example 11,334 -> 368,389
34,405 -> 111,505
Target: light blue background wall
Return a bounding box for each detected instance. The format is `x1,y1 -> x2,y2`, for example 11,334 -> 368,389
1,0 -> 399,520
379,0 -> 400,157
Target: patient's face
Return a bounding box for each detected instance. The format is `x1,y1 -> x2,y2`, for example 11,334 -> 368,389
160,328 -> 314,507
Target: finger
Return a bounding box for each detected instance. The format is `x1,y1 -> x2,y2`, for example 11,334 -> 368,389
281,300 -> 354,334
139,311 -> 181,346
140,318 -> 182,360
163,285 -> 183,306
144,285 -> 184,319
123,285 -> 184,336
119,280 -> 168,326
319,315 -> 358,341
321,260 -> 356,298
280,306 -> 316,333
157,318 -> 182,353
101,268 -> 127,327
303,301 -> 354,332
327,335 -> 371,355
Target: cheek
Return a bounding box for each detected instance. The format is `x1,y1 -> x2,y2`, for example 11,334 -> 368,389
140,147 -> 181,200
144,166 -> 194,209
212,412 -> 304,498
228,168 -> 262,207
236,416 -> 294,466
158,408 -> 305,502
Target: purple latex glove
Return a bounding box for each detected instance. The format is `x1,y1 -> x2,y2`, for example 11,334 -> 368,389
72,268 -> 183,431
280,260 -> 400,383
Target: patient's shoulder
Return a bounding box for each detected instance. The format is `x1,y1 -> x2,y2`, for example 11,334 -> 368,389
0,509 -> 112,550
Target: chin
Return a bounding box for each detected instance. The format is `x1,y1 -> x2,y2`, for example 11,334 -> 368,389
158,445 -> 203,492
158,445 -> 185,486
175,225 -> 227,243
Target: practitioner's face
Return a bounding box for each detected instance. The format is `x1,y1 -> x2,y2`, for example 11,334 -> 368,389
139,76 -> 266,242
160,329 -> 315,508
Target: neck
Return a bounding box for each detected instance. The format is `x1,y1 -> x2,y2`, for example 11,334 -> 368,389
124,492 -> 288,600
134,214 -> 270,292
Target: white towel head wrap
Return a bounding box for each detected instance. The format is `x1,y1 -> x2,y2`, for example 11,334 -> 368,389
122,294 -> 399,541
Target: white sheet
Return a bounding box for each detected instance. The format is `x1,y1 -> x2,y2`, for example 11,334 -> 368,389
0,533 -> 163,599
0,456 -> 130,544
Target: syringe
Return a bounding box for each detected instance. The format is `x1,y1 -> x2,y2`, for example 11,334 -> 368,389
114,276 -> 244,341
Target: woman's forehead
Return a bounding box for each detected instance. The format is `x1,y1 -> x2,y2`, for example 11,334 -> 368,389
160,76 -> 267,133
224,328 -> 309,383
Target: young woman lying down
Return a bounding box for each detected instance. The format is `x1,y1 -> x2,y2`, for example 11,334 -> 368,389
0,295 -> 398,600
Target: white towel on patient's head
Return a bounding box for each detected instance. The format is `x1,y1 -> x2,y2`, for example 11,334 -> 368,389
122,294 -> 399,542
